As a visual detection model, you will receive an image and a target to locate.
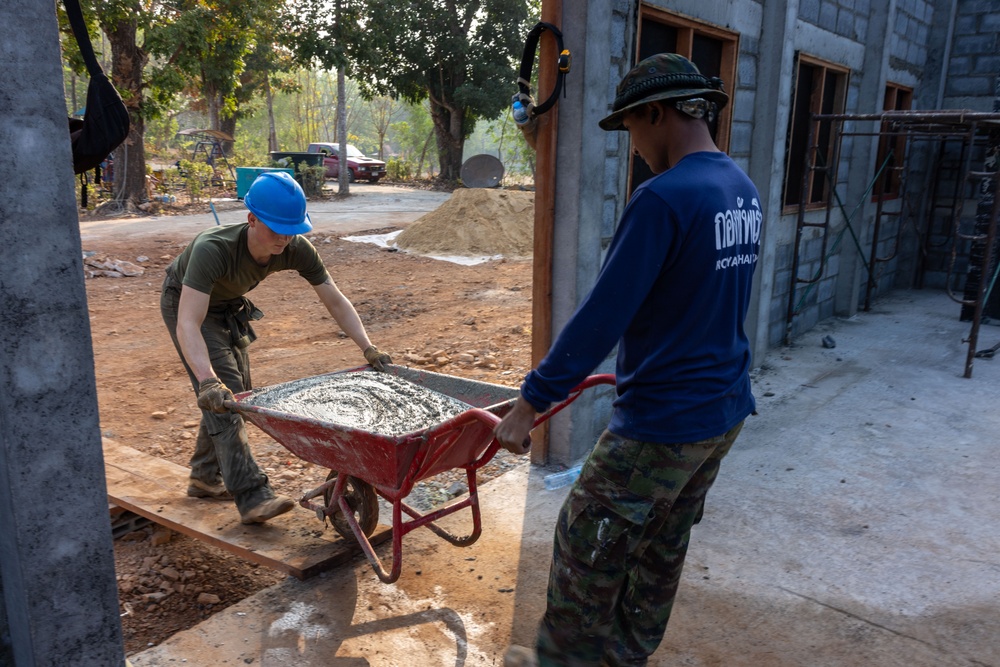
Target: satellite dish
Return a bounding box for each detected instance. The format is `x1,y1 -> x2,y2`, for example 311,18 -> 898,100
461,154 -> 505,188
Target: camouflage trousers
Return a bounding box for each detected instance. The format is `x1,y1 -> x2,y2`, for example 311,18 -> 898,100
536,422 -> 744,667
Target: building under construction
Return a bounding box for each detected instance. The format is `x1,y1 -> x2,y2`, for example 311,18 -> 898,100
534,0 -> 1000,463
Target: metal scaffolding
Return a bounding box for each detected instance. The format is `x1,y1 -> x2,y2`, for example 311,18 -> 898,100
787,110 -> 1000,377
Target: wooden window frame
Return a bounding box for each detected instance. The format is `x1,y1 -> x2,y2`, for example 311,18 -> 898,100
629,6 -> 739,193
872,82 -> 913,200
782,54 -> 850,213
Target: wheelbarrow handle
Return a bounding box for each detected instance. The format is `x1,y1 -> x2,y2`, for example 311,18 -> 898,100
532,373 -> 616,427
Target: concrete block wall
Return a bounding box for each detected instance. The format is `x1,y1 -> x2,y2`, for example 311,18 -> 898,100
551,0 -> 998,464
731,32 -> 762,170
799,0 -> 873,40
891,0 -> 934,76
944,0 -> 1000,107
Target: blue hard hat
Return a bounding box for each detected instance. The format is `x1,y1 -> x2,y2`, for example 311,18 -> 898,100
243,171 -> 313,235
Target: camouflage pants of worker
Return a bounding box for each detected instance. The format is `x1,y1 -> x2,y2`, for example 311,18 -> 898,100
160,274 -> 277,514
535,422 -> 744,667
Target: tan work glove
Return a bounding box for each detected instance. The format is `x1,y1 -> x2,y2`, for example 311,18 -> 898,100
363,345 -> 393,372
197,378 -> 234,413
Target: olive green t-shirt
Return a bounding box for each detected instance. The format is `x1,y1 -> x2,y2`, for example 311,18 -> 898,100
170,224 -> 329,304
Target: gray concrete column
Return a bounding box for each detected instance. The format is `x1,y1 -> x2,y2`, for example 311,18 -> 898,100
0,0 -> 125,664
832,0 -> 896,316
746,0 -> 799,361
545,0 -> 628,465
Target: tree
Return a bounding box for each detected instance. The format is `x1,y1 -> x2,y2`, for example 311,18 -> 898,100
146,0 -> 289,153
63,0 -> 151,209
391,100 -> 437,178
293,0 -> 365,194
368,96 -> 402,160
351,1 -> 528,180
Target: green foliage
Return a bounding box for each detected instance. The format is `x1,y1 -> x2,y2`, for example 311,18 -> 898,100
145,114 -> 181,154
62,1 -> 534,195
228,149 -> 271,168
467,112 -> 535,182
292,0 -> 365,71
385,157 -> 413,181
389,100 -> 439,178
178,159 -> 214,203
346,0 -> 531,178
296,162 -> 328,198
145,0 -> 292,130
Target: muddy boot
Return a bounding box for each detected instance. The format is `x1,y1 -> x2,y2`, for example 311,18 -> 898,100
240,494 -> 295,524
186,477 -> 233,500
504,645 -> 538,667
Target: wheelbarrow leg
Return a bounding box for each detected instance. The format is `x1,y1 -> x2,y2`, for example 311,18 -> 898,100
336,493 -> 404,584
398,467 -> 483,547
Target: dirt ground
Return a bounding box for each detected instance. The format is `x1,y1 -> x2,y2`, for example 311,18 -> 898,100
83,190 -> 535,655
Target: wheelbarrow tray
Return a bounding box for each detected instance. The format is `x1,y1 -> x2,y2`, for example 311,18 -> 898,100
232,365 -> 519,495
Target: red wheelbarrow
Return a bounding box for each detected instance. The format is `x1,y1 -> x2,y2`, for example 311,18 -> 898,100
227,365 -> 614,583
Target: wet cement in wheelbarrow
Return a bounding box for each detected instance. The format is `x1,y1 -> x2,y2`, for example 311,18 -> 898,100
243,371 -> 473,436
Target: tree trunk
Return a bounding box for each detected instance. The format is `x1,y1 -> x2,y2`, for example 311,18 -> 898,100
429,98 -> 464,181
104,12 -> 148,207
205,82 -> 221,132
417,128 -> 434,179
219,115 -> 236,156
336,65 -> 349,195
265,77 -> 278,152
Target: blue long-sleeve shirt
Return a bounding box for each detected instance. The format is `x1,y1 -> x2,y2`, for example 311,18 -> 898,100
522,151 -> 761,442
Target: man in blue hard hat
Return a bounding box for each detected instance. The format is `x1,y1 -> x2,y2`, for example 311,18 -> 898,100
160,171 -> 393,524
496,53 -> 762,666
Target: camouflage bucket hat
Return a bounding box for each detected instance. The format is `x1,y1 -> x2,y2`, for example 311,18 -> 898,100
599,53 -> 729,131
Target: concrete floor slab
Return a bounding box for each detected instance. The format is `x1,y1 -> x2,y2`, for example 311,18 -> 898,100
130,290 -> 1000,667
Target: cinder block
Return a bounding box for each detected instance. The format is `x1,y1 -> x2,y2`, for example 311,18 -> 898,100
951,34 -> 995,57
949,55 -> 973,77
837,8 -> 856,38
730,121 -> 754,156
819,3 -> 839,32
947,75 -> 993,97
109,508 -> 153,539
738,55 -> 757,89
799,0 -> 821,24
774,269 -> 793,297
973,55 -> 1000,76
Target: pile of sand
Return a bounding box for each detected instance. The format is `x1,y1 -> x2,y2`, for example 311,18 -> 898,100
394,188 -> 534,258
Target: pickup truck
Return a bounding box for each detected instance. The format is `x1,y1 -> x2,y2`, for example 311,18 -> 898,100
306,143 -> 386,183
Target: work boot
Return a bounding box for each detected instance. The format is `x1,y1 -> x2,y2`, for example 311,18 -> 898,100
504,645 -> 538,667
240,494 -> 295,524
186,478 -> 232,500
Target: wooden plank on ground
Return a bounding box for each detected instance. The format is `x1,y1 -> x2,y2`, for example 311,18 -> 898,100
103,438 -> 390,580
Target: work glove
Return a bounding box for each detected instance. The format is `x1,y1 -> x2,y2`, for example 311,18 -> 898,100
197,377 -> 234,413
363,345 -> 393,372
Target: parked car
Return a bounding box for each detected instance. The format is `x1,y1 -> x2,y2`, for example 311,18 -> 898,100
306,143 -> 386,183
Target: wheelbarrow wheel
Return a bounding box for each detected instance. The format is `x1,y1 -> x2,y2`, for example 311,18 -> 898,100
324,471 -> 379,540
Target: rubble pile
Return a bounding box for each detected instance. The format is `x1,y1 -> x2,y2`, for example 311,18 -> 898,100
84,253 -> 147,278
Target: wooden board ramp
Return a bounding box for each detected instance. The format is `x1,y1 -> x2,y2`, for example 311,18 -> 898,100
103,438 -> 391,580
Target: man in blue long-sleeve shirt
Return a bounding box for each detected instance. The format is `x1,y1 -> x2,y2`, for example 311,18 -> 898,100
497,54 -> 762,667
